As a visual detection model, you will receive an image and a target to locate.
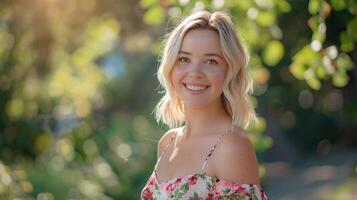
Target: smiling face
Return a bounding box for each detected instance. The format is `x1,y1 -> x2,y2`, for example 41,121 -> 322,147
171,29 -> 228,109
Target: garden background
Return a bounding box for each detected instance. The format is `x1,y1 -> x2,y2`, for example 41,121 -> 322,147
0,0 -> 356,199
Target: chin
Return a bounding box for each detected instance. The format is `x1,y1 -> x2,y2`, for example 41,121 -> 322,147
182,100 -> 215,109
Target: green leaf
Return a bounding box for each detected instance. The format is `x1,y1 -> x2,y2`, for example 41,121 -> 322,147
191,192 -> 199,200
309,0 -> 321,14
222,187 -> 232,195
276,0 -> 291,12
331,0 -> 346,11
205,181 -> 211,191
346,0 -> 357,14
290,45 -> 320,80
143,6 -> 165,25
337,53 -> 354,70
308,16 -> 319,31
316,65 -> 326,78
290,63 -> 306,80
262,40 -> 284,66
247,117 -> 266,133
256,11 -> 276,27
347,18 -> 357,41
235,0 -> 255,10
332,71 -> 349,87
326,45 -> 338,59
34,132 -> 53,154
239,25 -> 259,47
140,0 -> 158,8
306,77 -> 321,90
312,31 -> 325,43
321,1 -> 332,16
340,32 -> 354,52
172,182 -> 189,199
256,136 -> 273,152
168,0 -> 176,4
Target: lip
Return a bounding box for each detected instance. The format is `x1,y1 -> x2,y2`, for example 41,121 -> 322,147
183,83 -> 209,94
183,82 -> 210,87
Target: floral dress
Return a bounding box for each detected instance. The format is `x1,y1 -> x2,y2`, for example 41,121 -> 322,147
141,131 -> 269,200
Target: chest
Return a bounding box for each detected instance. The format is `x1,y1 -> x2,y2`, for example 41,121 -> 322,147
156,137 -> 217,181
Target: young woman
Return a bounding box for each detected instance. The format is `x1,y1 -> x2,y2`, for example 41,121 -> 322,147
141,11 -> 269,200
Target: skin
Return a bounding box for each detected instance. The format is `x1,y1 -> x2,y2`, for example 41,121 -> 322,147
155,29 -> 260,185
171,29 -> 231,140
171,29 -> 227,111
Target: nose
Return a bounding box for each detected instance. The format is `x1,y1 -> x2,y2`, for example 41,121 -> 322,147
188,71 -> 204,79
188,61 -> 204,79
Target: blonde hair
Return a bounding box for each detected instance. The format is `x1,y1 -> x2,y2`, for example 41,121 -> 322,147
154,11 -> 257,129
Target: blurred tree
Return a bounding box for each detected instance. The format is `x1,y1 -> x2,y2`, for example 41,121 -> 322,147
140,0 -> 356,156
0,0 -> 154,199
0,161 -> 32,199
0,0 -> 356,199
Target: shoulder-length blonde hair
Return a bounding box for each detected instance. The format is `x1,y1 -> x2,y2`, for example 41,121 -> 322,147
154,11 -> 257,129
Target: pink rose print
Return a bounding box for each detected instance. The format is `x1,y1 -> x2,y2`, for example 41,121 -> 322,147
166,182 -> 175,193
173,178 -> 183,189
261,190 -> 268,200
205,196 -> 212,200
234,186 -> 246,194
166,178 -> 182,194
149,177 -> 155,185
142,187 -> 153,200
220,181 -> 236,187
188,175 -> 198,185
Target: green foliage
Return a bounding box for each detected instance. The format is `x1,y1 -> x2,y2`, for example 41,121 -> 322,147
0,161 -> 32,199
340,32 -> 354,52
140,0 -> 357,160
140,0 -> 158,8
347,18 -> 357,41
143,6 -> 165,25
263,40 -> 285,66
326,177 -> 357,200
247,117 -> 273,153
0,0 -> 157,199
309,0 -> 322,14
256,10 -> 277,27
331,0 -> 346,11
293,0 -> 356,89
0,0 -> 356,199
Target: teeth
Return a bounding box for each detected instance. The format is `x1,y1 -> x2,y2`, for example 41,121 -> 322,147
186,84 -> 207,91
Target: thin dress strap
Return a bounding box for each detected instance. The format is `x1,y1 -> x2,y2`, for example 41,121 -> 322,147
201,127 -> 233,171
154,133 -> 175,171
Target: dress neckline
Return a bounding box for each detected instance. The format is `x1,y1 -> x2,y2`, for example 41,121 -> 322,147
153,168 -> 207,186
153,127 -> 234,186
151,169 -> 263,189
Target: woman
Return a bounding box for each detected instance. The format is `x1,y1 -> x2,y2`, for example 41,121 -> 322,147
141,11 -> 269,200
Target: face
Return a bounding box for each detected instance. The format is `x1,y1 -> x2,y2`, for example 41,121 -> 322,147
170,29 -> 228,109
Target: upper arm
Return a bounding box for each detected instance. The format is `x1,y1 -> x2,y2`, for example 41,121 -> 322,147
213,130 -> 260,185
157,129 -> 176,160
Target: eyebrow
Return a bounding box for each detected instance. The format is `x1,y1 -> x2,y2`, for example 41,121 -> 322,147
178,50 -> 224,60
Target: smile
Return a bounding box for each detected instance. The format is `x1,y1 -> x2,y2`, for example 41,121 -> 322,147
183,83 -> 209,92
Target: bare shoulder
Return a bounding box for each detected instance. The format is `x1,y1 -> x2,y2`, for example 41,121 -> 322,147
157,128 -> 179,159
213,128 -> 260,185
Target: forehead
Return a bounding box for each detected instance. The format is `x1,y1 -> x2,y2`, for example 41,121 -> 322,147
180,29 -> 222,55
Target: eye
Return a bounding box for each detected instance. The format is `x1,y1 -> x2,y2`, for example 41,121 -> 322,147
205,59 -> 218,65
178,57 -> 190,63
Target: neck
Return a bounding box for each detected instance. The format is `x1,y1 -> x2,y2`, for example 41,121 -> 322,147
181,99 -> 232,140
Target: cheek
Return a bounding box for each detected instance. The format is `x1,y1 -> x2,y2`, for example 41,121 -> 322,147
171,66 -> 185,84
170,69 -> 180,91
209,67 -> 227,83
